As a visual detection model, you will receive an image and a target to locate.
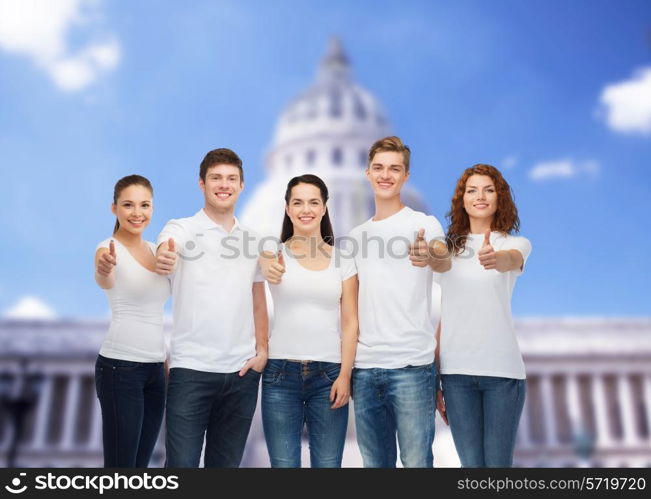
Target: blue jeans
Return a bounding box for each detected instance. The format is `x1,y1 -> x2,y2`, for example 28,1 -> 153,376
352,363 -> 437,468
165,367 -> 260,468
261,360 -> 348,468
94,354 -> 165,467
441,374 -> 526,467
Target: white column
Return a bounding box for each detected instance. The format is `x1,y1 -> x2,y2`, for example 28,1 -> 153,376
31,375 -> 54,450
565,374 -> 583,439
60,374 -> 80,450
617,374 -> 638,446
540,374 -> 559,447
644,375 -> 651,445
591,374 -> 612,447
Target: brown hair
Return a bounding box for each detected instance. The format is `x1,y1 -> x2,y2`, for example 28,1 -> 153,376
112,175 -> 153,234
199,148 -> 243,182
367,136 -> 411,173
445,164 -> 520,255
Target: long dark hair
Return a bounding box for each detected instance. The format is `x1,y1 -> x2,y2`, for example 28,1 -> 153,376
112,175 -> 153,234
445,164 -> 519,255
280,174 -> 334,245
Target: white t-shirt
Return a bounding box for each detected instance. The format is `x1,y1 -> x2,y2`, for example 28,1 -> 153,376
438,232 -> 532,379
97,238 -> 170,362
157,209 -> 265,373
347,206 -> 445,369
268,244 -> 357,363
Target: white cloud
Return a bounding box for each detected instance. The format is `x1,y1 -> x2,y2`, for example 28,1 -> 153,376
4,296 -> 57,320
0,0 -> 120,92
529,158 -> 600,181
599,67 -> 651,135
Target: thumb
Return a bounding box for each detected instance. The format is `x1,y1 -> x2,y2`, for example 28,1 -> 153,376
168,237 -> 176,253
109,239 -> 116,258
277,248 -> 285,267
417,228 -> 425,242
483,229 -> 491,247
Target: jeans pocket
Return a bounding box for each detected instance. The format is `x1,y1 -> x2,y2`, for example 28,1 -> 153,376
98,355 -> 142,372
262,369 -> 282,386
322,365 -> 341,383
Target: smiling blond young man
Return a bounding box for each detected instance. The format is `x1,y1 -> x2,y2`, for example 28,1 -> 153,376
347,136 -> 449,468
155,148 -> 268,468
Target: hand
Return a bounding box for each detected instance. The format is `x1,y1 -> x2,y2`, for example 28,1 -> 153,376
156,238 -> 177,275
239,350 -> 268,376
436,390 -> 448,425
477,229 -> 497,270
264,249 -> 286,284
330,375 -> 351,409
409,228 -> 430,267
97,240 -> 117,276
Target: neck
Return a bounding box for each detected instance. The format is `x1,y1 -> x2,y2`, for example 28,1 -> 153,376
288,229 -> 323,246
373,195 -> 404,221
204,204 -> 236,231
114,228 -> 143,247
469,217 -> 493,234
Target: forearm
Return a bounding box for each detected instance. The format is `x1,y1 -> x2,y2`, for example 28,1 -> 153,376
94,272 -> 115,290
494,249 -> 523,272
339,318 -> 358,378
252,284 -> 269,355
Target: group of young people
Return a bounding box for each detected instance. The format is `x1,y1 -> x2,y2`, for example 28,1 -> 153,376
93,136 -> 531,468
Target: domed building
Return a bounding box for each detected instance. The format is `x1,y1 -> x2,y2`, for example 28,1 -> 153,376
240,38 -> 427,238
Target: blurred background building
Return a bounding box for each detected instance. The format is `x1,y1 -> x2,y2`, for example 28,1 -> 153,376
1,39 -> 650,469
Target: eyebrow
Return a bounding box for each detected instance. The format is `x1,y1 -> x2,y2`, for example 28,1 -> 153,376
372,163 -> 404,168
466,184 -> 495,188
292,198 -> 322,202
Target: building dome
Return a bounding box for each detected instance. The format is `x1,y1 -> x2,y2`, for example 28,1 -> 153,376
271,38 -> 390,153
240,37 -> 428,239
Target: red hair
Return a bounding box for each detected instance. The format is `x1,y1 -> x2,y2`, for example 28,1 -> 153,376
445,164 -> 520,255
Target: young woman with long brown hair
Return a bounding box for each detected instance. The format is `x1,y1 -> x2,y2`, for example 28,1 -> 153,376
94,175 -> 170,467
436,164 -> 531,467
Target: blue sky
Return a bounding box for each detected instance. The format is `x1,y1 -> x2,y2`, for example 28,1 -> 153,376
0,0 -> 650,318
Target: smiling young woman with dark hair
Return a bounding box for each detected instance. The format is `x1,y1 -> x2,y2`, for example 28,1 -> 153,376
258,174 -> 358,468
436,164 -> 532,468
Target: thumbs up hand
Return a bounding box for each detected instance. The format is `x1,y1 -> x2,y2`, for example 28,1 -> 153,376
477,229 -> 497,270
97,240 -> 117,276
264,248 -> 286,285
409,228 -> 430,267
156,237 -> 178,275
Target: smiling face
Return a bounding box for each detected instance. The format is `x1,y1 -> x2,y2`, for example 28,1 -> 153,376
199,164 -> 243,213
111,184 -> 153,235
463,174 -> 498,224
286,182 -> 326,237
365,150 -> 409,200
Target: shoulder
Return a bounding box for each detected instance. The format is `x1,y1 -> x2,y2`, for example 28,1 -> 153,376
95,238 -> 112,252
497,234 -> 532,253
404,208 -> 444,233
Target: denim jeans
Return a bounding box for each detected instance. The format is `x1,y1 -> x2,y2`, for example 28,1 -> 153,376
165,367 -> 260,468
94,354 -> 165,467
352,363 -> 437,468
441,374 -> 526,467
261,359 -> 348,468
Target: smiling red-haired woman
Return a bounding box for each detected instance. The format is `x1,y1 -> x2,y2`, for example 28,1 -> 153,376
436,164 -> 531,468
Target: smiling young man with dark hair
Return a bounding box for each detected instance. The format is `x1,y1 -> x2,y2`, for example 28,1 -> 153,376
155,148 -> 268,468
